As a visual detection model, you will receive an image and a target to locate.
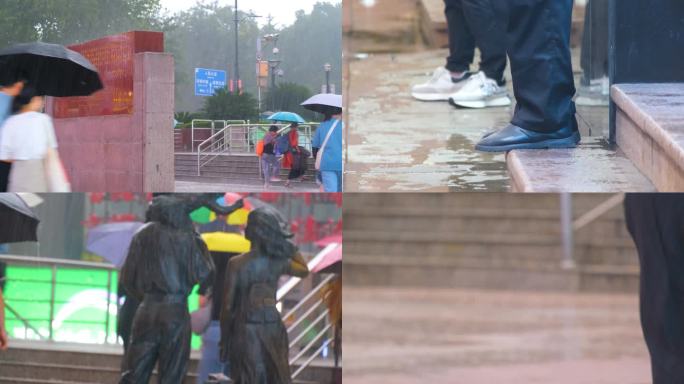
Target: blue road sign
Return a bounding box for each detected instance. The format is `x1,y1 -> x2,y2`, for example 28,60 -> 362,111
195,68 -> 228,97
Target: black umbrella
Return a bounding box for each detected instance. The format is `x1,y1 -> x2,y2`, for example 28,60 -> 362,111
0,42 -> 103,97
0,193 -> 39,243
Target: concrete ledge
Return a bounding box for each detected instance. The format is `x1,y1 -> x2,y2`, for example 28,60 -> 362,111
612,83 -> 684,191
506,137 -> 655,192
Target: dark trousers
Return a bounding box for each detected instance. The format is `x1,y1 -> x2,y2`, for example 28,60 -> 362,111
444,0 -> 507,81
625,194 -> 684,384
580,0 -> 609,82
0,162 -> 11,192
494,0 -> 576,133
120,300 -> 191,384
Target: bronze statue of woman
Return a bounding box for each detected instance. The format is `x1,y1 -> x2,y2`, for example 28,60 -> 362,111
119,194 -> 243,383
220,207 -> 309,384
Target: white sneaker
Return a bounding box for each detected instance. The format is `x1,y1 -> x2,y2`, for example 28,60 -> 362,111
411,67 -> 471,101
448,71 -> 511,109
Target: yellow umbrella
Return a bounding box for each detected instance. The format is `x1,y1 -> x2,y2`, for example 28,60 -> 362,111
201,232 -> 251,254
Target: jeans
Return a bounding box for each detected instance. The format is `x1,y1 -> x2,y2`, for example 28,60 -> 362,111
197,322 -> 229,384
444,0 -> 507,81
494,0 -> 576,133
261,154 -> 280,184
320,171 -> 342,193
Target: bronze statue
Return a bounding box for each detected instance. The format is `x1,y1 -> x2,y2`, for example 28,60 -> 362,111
119,194 -> 243,384
220,207 -> 309,384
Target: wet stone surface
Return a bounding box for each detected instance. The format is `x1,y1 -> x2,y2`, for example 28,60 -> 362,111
345,51 -> 511,192
344,286 -> 651,384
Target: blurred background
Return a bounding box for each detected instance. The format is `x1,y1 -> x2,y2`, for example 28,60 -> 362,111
343,193 -> 650,384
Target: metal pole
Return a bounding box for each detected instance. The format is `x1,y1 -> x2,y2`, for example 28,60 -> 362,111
234,0 -> 240,93
49,265 -> 56,341
326,71 -> 330,93
104,270 -> 112,344
560,193 -> 575,269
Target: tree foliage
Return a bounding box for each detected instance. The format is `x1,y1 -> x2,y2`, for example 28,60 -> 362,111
263,82 -> 315,121
202,88 -> 258,121
0,0 -> 342,117
0,0 -> 164,46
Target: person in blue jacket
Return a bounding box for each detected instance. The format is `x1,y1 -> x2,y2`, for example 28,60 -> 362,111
312,112 -> 343,192
0,80 -> 24,192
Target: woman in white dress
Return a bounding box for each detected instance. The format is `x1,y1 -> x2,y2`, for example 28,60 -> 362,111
0,86 -> 58,192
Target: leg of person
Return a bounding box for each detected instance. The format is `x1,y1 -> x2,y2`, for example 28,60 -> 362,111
197,322 -> 226,384
444,0 -> 475,74
158,307 -> 191,384
449,0 -> 511,108
320,171 -> 340,193
624,194 -> 684,383
261,156 -> 271,187
411,0 -> 476,101
476,0 -> 579,152
272,156 -> 281,181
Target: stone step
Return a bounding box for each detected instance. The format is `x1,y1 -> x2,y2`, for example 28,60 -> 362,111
612,83 -> 684,191
506,136 -> 655,192
345,212 -> 632,239
0,342 -> 198,371
0,361 -> 197,384
343,259 -> 638,292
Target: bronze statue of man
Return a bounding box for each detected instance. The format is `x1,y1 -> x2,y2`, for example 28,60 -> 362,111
220,207 -> 309,384
119,194 -> 243,383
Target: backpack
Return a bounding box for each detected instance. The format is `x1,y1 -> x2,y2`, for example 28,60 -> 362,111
256,140 -> 264,156
275,134 -> 290,156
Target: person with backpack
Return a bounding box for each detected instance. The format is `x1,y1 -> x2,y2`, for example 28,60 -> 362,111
261,126 -> 281,190
282,123 -> 310,188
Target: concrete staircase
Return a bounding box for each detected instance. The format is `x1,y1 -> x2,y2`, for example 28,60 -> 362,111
508,83 -> 684,192
612,83 -> 684,191
343,193 -> 639,292
175,153 -> 317,186
0,341 -> 198,383
0,341 -> 337,384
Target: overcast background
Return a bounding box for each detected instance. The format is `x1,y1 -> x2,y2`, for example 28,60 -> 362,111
160,0 -> 342,27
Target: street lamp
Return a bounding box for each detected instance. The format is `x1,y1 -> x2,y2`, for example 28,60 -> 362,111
324,63 -> 332,93
233,0 -> 260,93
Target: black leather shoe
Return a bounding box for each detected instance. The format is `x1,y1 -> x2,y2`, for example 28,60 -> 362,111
475,121 -> 580,152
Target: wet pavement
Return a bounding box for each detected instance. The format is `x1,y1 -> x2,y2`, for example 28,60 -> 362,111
344,286 -> 651,384
174,180 -> 319,193
344,50 -> 511,192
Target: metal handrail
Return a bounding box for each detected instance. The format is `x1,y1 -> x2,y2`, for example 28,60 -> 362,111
4,302 -> 46,340
277,243 -> 338,301
560,193 -> 626,268
275,243 -> 341,379
191,119 -> 246,152
195,123 -> 317,176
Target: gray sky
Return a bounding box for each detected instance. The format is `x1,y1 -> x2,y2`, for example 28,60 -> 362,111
160,0 -> 341,27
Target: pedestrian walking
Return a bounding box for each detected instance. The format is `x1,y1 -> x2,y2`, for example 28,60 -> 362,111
312,113 -> 342,192
0,86 -> 67,192
0,80 -> 24,192
261,126 -> 282,189
283,124 -> 310,187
